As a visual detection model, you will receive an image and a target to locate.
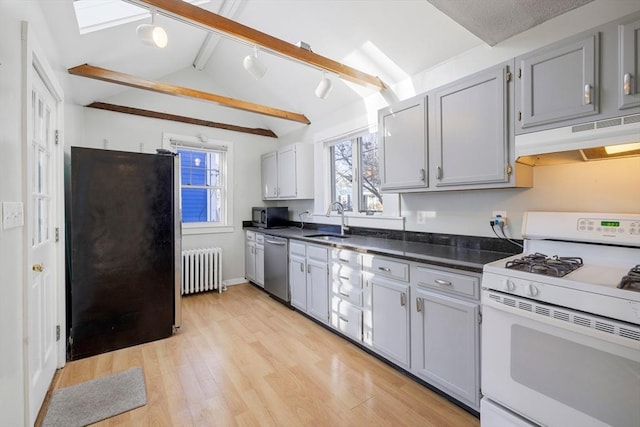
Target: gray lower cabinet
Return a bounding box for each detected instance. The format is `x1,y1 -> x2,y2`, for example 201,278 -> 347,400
619,18 -> 640,110
289,241 -> 330,323
516,32 -> 600,131
245,231 -> 263,287
410,264 -> 481,411
433,61 -> 515,188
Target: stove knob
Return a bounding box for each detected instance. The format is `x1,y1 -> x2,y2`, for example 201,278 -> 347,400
505,280 -> 516,292
528,283 -> 540,297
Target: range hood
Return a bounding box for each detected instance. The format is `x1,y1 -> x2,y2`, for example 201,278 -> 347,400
515,113 -> 640,166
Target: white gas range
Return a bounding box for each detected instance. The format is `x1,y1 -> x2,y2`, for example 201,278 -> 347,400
480,212 -> 640,427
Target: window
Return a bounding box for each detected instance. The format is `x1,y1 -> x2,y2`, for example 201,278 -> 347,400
164,133 -> 233,232
178,148 -> 224,223
330,129 -> 382,213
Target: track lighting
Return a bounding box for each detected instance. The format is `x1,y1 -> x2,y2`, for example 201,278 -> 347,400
243,46 -> 267,80
315,71 -> 332,99
136,9 -> 168,48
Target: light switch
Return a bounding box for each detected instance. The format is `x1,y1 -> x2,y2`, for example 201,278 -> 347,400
2,201 -> 24,229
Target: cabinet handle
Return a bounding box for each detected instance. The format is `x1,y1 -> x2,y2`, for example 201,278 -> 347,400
419,168 -> 426,182
436,166 -> 443,180
339,316 -> 349,323
307,264 -> 311,274
378,266 -> 391,272
339,291 -> 350,298
400,292 -> 407,307
623,73 -> 632,96
339,275 -> 350,280
339,258 -> 350,263
300,263 -> 304,273
416,297 -> 423,313
434,279 -> 452,286
584,83 -> 592,105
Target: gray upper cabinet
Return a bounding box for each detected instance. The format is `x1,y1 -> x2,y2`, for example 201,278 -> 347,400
516,32 -> 600,133
433,62 -> 511,187
379,95 -> 428,191
619,18 -> 640,110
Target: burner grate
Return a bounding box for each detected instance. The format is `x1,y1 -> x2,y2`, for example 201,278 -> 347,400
505,252 -> 583,278
618,265 -> 640,291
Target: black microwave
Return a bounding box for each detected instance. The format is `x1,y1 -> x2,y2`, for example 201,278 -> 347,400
252,207 -> 288,228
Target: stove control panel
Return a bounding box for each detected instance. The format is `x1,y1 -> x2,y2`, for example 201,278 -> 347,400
577,218 -> 639,237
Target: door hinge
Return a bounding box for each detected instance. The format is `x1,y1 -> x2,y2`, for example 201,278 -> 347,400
68,328 -> 73,346
506,164 -> 513,176
506,70 -> 512,82
54,130 -> 60,146
56,325 -> 60,341
55,227 -> 60,242
518,68 -> 522,78
478,312 -> 483,324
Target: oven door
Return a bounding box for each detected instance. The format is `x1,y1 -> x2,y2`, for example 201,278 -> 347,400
481,290 -> 640,427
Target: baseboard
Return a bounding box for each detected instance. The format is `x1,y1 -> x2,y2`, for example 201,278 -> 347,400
223,277 -> 248,287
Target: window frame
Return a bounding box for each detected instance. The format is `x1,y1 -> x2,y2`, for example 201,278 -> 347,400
162,133 -> 234,235
328,128 -> 382,214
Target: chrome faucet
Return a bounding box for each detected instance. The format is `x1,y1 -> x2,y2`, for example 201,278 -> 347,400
326,201 -> 349,236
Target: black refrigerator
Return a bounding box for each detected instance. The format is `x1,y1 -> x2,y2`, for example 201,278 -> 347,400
66,147 -> 181,360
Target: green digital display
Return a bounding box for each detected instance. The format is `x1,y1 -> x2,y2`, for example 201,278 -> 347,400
601,221 -> 620,227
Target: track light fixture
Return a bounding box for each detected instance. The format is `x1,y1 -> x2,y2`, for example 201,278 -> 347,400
243,46 -> 267,80
315,70 -> 332,99
136,9 -> 168,48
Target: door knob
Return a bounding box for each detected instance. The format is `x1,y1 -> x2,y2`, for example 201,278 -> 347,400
32,264 -> 44,272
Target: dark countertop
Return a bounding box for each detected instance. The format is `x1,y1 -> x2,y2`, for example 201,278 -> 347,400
245,226 -> 516,274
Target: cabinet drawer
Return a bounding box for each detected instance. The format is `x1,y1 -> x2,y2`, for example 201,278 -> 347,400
307,244 -> 328,262
246,231 -> 255,241
371,257 -> 409,282
331,297 -> 363,341
289,241 -> 306,257
412,265 -> 479,299
332,265 -> 362,288
332,280 -> 363,306
332,249 -> 361,268
255,233 -> 264,244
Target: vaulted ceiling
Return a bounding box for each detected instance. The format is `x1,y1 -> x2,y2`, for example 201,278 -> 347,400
38,0 -> 598,139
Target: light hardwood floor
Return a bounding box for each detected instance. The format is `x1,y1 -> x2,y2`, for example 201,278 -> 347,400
40,284 -> 479,426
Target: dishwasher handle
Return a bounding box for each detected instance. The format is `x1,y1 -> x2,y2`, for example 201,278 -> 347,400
265,239 -> 287,245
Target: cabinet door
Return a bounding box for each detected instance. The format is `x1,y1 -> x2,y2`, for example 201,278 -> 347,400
434,64 -> 510,187
379,96 -> 428,191
516,32 -> 599,131
371,276 -> 410,368
261,151 -> 278,199
307,259 -> 329,323
277,146 -> 297,198
255,244 -> 264,287
245,241 -> 256,281
413,288 -> 479,409
289,255 -> 307,311
619,19 -> 640,109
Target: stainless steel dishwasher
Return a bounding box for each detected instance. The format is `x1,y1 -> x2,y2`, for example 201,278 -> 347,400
263,236 -> 289,303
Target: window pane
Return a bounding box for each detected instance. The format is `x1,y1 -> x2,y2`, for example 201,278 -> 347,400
331,140 -> 353,211
177,148 -> 225,224
360,132 -> 382,212
181,187 -> 208,222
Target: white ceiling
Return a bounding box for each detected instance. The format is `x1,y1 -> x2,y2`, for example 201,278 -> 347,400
36,0 -> 597,138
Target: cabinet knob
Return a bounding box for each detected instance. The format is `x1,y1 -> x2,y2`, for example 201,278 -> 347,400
400,292 -> 407,307
623,73 -> 632,96
584,83 -> 592,105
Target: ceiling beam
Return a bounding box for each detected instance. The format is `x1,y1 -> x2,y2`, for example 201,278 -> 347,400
86,102 -> 278,138
125,0 -> 387,90
68,64 -> 310,124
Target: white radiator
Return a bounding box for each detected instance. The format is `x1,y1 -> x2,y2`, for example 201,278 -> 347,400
181,248 -> 223,294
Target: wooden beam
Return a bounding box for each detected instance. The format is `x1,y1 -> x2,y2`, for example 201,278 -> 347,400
86,102 -> 278,138
68,64 -> 310,124
125,0 -> 387,90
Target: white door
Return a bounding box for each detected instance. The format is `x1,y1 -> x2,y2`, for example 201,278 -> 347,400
27,68 -> 59,424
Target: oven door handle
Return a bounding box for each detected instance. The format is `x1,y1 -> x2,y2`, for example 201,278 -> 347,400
482,292 -> 640,350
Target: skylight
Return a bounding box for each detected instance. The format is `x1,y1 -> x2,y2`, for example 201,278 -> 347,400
73,0 -> 209,35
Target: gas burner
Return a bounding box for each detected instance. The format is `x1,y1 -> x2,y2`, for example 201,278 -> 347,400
505,252 -> 583,278
618,265 -> 640,291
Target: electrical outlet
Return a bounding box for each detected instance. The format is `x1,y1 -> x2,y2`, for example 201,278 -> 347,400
2,201 -> 24,229
417,211 -> 428,224
492,210 -> 507,226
